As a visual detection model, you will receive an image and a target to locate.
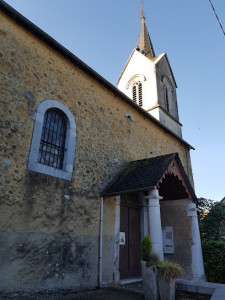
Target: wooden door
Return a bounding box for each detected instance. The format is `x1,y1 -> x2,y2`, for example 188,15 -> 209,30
119,195 -> 141,279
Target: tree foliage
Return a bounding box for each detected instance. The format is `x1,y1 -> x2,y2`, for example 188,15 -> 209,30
202,240 -> 225,283
197,197 -> 214,221
198,198 -> 225,241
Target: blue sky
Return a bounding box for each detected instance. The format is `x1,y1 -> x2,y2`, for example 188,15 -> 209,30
4,0 -> 225,201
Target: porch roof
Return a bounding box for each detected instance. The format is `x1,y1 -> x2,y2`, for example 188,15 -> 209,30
102,153 -> 197,201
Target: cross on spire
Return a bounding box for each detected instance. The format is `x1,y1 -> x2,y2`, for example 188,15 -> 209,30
138,0 -> 155,58
141,0 -> 146,19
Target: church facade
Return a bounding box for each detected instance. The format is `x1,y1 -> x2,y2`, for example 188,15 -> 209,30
0,1 -> 205,293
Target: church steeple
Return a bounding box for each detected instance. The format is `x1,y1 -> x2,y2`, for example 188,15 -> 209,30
138,14 -> 155,58
117,4 -> 182,138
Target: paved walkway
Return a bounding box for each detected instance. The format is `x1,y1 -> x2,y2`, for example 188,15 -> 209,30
0,283 -> 145,299
1,288 -> 144,300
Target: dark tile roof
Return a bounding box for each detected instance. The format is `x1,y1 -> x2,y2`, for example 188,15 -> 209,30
102,153 -> 177,196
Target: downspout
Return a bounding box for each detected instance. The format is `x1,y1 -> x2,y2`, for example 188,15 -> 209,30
99,196 -> 103,288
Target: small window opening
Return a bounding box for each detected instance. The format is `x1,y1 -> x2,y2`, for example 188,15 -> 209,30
164,87 -> 169,111
38,108 -> 67,169
138,83 -> 143,106
132,85 -> 137,103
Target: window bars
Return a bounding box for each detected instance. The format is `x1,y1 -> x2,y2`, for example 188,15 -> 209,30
38,108 -> 67,169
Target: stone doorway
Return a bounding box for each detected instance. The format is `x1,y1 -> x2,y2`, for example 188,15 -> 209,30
119,194 -> 141,279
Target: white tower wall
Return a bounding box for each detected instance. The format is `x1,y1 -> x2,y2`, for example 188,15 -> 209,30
118,50 -> 158,111
117,17 -> 182,138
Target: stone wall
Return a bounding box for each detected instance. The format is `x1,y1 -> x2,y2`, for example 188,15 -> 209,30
102,197 -> 116,285
0,11 -> 194,292
160,199 -> 193,279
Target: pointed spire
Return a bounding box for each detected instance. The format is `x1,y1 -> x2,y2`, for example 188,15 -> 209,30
138,13 -> 155,58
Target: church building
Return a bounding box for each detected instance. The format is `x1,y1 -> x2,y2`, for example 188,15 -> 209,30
0,1 -> 205,293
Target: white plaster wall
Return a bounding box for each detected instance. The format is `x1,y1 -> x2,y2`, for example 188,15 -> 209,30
159,109 -> 182,137
118,50 -> 182,138
149,107 -> 160,120
118,50 -> 158,111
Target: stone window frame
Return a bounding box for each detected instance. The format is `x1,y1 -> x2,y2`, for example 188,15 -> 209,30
28,99 -> 76,181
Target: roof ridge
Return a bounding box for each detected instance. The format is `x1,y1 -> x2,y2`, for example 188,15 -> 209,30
129,152 -> 177,164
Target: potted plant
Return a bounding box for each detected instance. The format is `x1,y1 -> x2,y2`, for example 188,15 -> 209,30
157,260 -> 182,300
141,236 -> 160,300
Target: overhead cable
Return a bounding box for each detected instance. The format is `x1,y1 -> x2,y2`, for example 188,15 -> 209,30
209,0 -> 225,36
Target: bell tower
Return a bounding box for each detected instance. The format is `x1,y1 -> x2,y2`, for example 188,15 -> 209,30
117,9 -> 182,138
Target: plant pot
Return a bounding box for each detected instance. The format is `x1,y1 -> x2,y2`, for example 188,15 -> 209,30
141,261 -> 159,300
158,278 -> 176,300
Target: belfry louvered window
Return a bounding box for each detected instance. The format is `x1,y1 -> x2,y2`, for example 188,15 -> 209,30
132,85 -> 137,103
38,108 -> 67,169
138,83 -> 143,106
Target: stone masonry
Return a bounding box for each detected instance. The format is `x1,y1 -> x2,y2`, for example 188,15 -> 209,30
0,10 -> 194,292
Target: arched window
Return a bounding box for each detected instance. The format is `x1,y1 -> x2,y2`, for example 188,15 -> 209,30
28,99 -> 76,180
38,108 -> 67,169
164,86 -> 169,111
162,76 -> 173,113
132,85 -> 137,103
138,83 -> 143,106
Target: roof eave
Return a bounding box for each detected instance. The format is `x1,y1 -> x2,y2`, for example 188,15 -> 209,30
117,49 -> 136,85
101,186 -> 155,197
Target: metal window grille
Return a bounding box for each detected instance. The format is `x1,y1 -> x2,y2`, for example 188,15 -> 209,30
132,85 -> 137,103
38,108 -> 67,169
138,83 -> 143,106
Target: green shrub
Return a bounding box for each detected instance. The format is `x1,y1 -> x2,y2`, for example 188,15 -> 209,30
157,260 -> 182,279
141,235 -> 152,261
200,203 -> 225,241
202,240 -> 225,283
146,252 -> 160,267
